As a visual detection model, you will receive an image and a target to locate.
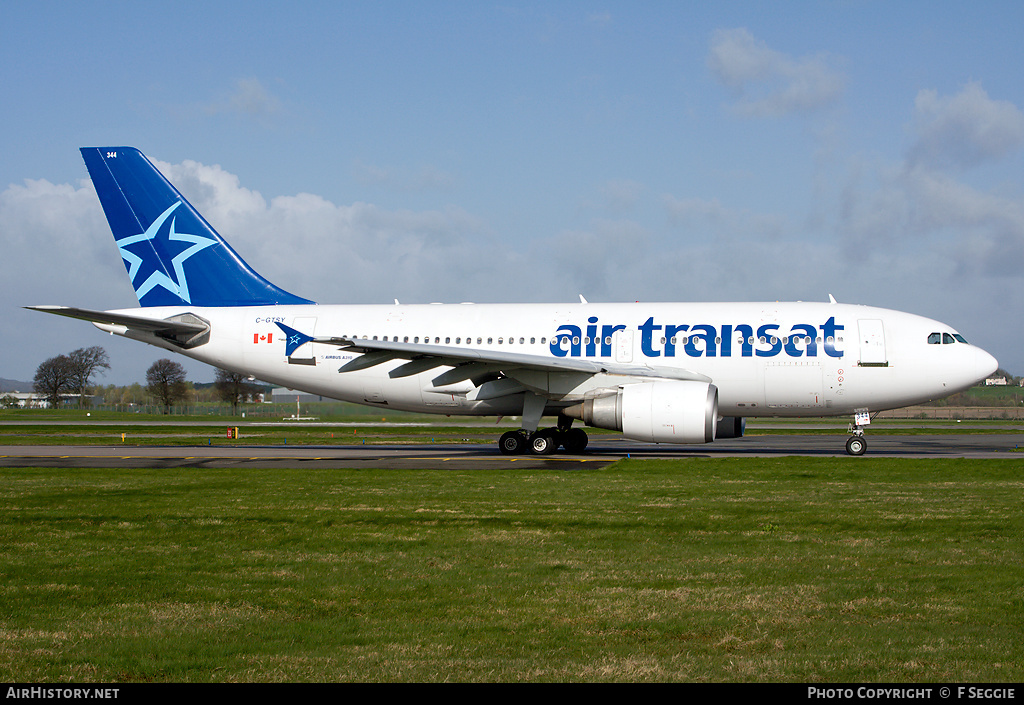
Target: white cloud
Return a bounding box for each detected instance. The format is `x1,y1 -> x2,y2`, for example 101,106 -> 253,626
663,194 -> 786,244
204,78 -> 283,119
834,85 -> 1024,280
834,161 -> 1024,288
598,179 -> 644,211
6,146 -> 1022,384
352,160 -> 456,192
0,177 -> 125,301
153,158 -> 493,304
0,159 -> 500,384
707,28 -> 843,117
908,82 -> 1024,170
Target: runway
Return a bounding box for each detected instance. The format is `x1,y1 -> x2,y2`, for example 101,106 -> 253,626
1,432 -> 1020,469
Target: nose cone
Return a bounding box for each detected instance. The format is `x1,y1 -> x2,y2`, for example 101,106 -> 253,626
974,347 -> 999,383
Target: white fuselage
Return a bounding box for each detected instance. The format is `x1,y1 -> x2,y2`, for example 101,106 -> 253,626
97,300 -> 998,420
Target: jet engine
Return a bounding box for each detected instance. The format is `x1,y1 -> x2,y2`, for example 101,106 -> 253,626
564,381 -> 718,444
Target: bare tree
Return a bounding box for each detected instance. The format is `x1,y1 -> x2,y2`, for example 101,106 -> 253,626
68,346 -> 110,407
146,359 -> 188,414
214,368 -> 259,415
33,355 -> 76,408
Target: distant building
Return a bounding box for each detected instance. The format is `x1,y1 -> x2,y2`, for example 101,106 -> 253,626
3,392 -> 46,408
985,377 -> 1008,386
0,392 -> 89,408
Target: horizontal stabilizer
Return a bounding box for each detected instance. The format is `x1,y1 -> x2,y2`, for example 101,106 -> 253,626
27,305 -> 206,335
27,305 -> 210,349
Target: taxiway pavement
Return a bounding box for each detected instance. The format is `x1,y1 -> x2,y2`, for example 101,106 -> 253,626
1,432 -> 1020,469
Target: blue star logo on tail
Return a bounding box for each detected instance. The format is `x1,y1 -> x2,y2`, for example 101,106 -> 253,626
116,202 -> 217,304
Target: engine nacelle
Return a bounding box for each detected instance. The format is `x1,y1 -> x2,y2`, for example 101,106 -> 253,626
564,381 -> 718,444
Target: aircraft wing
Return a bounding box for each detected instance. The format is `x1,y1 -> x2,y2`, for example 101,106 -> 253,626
27,306 -> 210,348
275,322 -> 712,386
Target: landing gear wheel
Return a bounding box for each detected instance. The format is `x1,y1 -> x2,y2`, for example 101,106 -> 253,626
846,436 -> 867,456
561,428 -> 589,454
529,429 -> 559,455
499,431 -> 528,455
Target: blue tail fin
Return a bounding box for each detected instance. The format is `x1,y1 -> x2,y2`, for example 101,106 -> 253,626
81,147 -> 314,307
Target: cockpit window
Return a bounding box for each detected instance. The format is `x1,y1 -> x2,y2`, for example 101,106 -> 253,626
928,332 -> 969,345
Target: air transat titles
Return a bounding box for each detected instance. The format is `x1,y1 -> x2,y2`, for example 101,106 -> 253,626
550,316 -> 845,359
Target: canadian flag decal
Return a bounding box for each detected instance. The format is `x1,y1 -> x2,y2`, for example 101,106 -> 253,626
254,333 -> 274,344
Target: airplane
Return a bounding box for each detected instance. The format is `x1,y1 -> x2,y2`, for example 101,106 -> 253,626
29,147 -> 999,456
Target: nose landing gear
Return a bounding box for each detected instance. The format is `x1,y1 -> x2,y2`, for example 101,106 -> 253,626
845,433 -> 867,456
845,411 -> 872,455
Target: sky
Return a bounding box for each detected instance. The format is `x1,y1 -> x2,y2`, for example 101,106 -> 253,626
2,1 -> 1023,387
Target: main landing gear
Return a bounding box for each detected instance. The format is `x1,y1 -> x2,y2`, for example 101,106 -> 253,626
498,402 -> 590,456
498,425 -> 589,455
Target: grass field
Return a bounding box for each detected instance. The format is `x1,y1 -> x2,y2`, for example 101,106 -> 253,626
1,457 -> 1022,682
